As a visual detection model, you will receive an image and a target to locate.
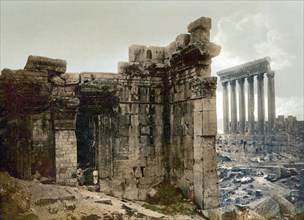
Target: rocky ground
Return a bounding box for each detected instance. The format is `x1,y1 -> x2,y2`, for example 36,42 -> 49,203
217,143 -> 304,219
1,147 -> 304,220
0,171 -> 201,220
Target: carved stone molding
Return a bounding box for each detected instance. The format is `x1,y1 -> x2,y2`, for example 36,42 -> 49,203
190,77 -> 217,98
80,79 -> 123,97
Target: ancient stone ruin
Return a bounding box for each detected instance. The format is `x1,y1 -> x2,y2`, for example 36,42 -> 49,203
0,17 -> 220,210
217,58 -> 304,157
216,58 -> 304,216
217,57 -> 275,136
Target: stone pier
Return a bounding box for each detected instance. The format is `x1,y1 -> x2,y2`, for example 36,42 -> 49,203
217,57 -> 275,136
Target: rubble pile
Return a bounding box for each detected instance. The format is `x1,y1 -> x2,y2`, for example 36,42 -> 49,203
216,134 -> 304,219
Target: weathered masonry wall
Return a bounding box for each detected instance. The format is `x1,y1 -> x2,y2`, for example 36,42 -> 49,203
167,17 -> 219,209
0,69 -> 55,179
0,16 -> 220,209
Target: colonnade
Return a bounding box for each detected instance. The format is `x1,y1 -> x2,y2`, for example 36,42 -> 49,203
217,57 -> 276,135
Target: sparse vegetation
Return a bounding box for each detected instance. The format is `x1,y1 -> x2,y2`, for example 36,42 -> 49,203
144,181 -> 197,215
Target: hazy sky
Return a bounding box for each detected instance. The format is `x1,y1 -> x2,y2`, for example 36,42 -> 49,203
1,1 -> 303,127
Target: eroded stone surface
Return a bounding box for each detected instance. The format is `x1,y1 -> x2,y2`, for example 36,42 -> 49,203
24,55 -> 67,74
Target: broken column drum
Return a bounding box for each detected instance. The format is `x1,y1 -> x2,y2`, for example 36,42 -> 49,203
217,57 -> 276,136
0,16 -> 220,210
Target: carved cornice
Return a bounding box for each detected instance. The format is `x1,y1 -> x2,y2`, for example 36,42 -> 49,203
217,57 -> 271,82
189,77 -> 217,98
169,43 -> 221,72
80,79 -> 123,97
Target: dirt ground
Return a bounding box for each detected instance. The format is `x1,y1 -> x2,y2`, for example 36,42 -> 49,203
0,171 -> 203,220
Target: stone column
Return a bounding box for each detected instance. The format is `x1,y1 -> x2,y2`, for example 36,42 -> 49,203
267,71 -> 276,133
238,78 -> 246,134
230,80 -> 237,134
257,73 -> 265,135
222,82 -> 229,134
247,76 -> 255,135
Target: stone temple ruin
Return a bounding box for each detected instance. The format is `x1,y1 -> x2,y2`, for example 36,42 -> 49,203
0,17 -> 221,210
217,58 -> 304,156
217,57 -> 275,136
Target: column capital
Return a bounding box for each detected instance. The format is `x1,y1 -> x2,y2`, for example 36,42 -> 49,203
247,76 -> 254,83
257,73 -> 265,81
230,80 -> 236,86
238,78 -> 245,85
222,81 -> 228,87
267,71 -> 275,78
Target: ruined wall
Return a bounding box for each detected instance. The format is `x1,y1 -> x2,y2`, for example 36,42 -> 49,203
0,68 -> 54,179
167,17 -> 220,209
0,57 -> 79,184
77,54 -> 166,200
0,16 -> 221,210
51,73 -> 79,184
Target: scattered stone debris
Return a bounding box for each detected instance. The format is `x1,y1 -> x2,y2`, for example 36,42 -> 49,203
95,199 -> 112,205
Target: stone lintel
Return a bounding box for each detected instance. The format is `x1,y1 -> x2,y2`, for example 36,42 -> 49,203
217,57 -> 271,82
187,17 -> 212,33
24,55 -> 67,74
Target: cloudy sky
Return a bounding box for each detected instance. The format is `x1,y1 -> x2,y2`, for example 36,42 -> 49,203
1,1 -> 303,130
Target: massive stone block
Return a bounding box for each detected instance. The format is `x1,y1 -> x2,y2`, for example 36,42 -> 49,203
188,17 -> 212,43
24,55 -> 67,74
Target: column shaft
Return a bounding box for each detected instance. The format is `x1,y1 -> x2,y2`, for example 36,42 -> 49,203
247,76 -> 255,135
257,73 -> 265,135
267,71 -> 276,133
230,80 -> 237,134
222,82 -> 229,134
238,78 -> 246,134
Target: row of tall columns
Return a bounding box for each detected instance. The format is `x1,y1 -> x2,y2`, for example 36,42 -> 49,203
222,72 -> 276,135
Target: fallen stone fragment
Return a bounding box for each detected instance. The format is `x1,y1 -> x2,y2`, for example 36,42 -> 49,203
64,201 -> 76,211
35,198 -> 58,206
147,188 -> 157,197
48,203 -> 59,214
272,194 -> 296,216
254,197 -> 281,219
201,208 -> 222,220
240,209 -> 267,220
256,190 -> 263,197
95,198 -> 112,205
